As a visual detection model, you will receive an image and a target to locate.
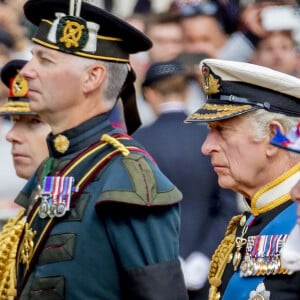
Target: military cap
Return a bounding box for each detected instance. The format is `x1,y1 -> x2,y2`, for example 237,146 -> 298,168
23,0 -> 152,63
270,123 -> 300,154
142,60 -> 185,87
23,0 -> 153,134
0,59 -> 34,116
185,58 -> 300,123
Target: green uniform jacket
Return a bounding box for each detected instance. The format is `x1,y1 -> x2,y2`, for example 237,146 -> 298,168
15,114 -> 188,300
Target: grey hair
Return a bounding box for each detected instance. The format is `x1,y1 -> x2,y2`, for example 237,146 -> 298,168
246,109 -> 299,141
100,60 -> 129,103
75,56 -> 129,108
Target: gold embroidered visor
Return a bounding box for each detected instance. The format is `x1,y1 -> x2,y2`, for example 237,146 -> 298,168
185,102 -> 257,123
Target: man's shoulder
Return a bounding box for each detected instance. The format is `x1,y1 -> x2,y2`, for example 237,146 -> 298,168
97,150 -> 182,207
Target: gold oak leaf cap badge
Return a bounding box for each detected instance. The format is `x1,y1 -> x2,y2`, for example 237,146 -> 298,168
201,63 -> 220,95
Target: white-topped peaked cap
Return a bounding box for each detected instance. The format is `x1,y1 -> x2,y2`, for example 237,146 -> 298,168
185,58 -> 300,123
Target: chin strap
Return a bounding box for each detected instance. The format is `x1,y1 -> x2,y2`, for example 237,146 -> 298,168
119,66 -> 141,135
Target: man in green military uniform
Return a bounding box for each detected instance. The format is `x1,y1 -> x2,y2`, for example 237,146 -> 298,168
0,0 -> 188,299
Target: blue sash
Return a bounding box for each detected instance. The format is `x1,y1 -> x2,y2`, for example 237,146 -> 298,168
222,202 -> 297,300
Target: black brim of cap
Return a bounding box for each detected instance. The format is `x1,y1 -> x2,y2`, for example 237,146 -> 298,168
24,0 -> 152,54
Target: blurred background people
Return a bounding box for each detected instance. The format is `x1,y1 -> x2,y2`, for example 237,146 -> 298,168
0,1 -> 33,60
134,10 -> 185,126
175,1 -> 229,58
144,11 -> 184,63
0,28 -> 13,67
250,30 -> 300,76
133,60 -> 238,299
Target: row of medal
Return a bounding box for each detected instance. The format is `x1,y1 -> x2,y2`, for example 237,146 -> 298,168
239,234 -> 291,277
38,176 -> 78,218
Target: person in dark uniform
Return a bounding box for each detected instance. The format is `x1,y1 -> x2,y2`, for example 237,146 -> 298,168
0,59 -> 50,229
0,59 -> 50,180
133,60 -> 238,299
185,58 -> 300,300
0,1 -> 188,299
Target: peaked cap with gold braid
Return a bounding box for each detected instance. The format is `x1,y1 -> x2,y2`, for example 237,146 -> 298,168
0,59 -> 34,116
23,0 -> 153,134
185,58 -> 300,123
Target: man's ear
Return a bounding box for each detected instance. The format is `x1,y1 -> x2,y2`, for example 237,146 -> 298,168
267,120 -> 285,157
82,64 -> 106,93
143,87 -> 157,104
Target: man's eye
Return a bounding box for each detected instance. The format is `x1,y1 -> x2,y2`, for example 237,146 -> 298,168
30,118 -> 42,124
40,56 -> 51,63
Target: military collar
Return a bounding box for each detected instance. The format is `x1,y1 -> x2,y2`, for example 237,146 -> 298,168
246,162 -> 300,216
47,114 -> 113,158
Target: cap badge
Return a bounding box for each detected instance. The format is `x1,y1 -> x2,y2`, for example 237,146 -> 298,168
57,16 -> 88,51
11,71 -> 28,97
201,64 -> 220,95
47,3 -> 99,54
54,134 -> 70,153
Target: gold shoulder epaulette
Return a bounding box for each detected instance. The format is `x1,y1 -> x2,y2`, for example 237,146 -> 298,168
208,214 -> 243,300
0,209 -> 26,299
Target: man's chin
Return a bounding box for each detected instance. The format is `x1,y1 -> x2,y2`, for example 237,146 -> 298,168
217,177 -> 235,191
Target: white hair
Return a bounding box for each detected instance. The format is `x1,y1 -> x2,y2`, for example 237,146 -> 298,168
245,109 -> 298,142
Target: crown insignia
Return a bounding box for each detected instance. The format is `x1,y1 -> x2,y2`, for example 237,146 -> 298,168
56,16 -> 89,52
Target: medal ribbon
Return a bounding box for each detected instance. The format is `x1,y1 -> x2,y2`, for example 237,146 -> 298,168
222,202 -> 297,300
